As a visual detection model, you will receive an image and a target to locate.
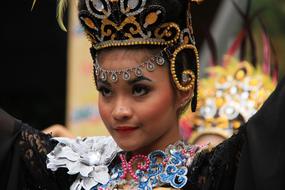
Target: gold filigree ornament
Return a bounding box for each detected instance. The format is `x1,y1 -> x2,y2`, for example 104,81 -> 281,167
170,44 -> 199,91
77,0 -> 186,50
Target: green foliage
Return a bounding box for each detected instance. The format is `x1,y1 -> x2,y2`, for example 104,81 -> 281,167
252,0 -> 285,78
252,0 -> 285,35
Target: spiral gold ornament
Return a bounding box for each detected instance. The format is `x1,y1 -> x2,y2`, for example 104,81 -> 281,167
170,44 -> 199,91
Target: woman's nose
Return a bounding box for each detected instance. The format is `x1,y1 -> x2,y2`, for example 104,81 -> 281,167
111,100 -> 133,121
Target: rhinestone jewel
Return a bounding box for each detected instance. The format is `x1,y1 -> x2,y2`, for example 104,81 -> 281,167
111,72 -> 118,82
94,53 -> 166,82
146,61 -> 155,71
100,71 -> 107,81
94,63 -> 100,69
123,71 -> 131,80
156,56 -> 165,66
135,67 -> 143,77
128,0 -> 139,9
94,64 -> 100,76
182,73 -> 190,83
92,0 -> 104,11
95,68 -> 100,76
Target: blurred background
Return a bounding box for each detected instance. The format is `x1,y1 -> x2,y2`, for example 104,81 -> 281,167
0,0 -> 284,134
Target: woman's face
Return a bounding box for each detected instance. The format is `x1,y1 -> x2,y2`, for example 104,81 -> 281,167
97,48 -> 183,153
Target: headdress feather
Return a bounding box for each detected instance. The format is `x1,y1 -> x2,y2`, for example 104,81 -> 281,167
31,0 -> 68,31
56,0 -> 69,31
31,0 -> 37,11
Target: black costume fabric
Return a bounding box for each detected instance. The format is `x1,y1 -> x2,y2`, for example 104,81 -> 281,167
0,76 -> 285,190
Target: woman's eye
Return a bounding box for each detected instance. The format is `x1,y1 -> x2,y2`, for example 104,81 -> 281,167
98,87 -> 112,97
132,85 -> 150,96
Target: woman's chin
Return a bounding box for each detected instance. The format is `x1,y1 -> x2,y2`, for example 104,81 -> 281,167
114,139 -> 143,152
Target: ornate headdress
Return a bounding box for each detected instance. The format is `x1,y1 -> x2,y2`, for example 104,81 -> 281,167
180,56 -> 276,143
179,0 -> 279,144
54,0 -> 202,111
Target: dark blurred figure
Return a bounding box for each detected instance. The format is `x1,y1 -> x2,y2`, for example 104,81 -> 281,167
0,1 -> 67,130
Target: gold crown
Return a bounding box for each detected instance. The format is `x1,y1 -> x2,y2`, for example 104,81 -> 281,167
180,56 -> 276,143
77,0 -> 196,50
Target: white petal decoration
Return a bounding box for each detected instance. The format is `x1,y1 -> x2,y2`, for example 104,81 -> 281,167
47,136 -> 121,190
81,151 -> 101,165
78,163 -> 94,177
70,177 -> 83,190
90,165 -> 110,184
56,146 -> 80,161
46,159 -> 68,171
82,177 -> 98,190
66,161 -> 82,175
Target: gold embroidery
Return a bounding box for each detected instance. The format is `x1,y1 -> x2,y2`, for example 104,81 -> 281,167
101,16 -> 141,40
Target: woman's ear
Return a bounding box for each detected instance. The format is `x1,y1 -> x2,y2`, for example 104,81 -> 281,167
176,88 -> 194,109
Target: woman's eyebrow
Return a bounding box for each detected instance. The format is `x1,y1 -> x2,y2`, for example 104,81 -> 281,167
97,79 -> 111,87
128,76 -> 152,85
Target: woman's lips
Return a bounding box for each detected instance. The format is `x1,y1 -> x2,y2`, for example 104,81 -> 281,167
114,126 -> 139,134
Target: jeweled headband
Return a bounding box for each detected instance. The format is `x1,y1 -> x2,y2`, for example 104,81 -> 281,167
54,0 -> 201,111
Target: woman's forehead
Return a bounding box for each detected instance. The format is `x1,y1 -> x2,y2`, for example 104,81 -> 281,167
99,47 -> 160,58
98,48 -> 157,67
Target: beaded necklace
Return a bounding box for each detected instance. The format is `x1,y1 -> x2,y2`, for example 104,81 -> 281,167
96,141 -> 208,190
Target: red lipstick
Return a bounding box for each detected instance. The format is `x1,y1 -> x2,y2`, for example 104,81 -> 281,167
114,126 -> 138,134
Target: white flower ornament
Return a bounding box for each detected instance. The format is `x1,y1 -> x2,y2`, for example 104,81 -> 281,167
47,136 -> 121,190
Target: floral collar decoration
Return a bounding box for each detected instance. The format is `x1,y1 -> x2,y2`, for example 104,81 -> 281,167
47,137 -> 207,190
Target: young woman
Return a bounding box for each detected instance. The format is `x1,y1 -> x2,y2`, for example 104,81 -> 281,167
1,0 -> 285,190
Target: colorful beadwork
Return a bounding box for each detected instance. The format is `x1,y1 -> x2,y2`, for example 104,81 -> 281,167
95,141 -> 206,190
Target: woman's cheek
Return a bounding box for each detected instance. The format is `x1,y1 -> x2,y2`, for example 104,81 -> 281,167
139,91 -> 174,121
98,99 -> 111,124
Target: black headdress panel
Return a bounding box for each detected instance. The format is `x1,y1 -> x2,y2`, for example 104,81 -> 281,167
78,0 -> 191,49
